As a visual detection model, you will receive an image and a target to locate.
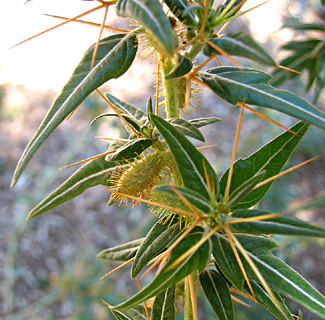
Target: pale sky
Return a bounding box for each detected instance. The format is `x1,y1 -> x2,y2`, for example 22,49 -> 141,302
0,0 -> 291,91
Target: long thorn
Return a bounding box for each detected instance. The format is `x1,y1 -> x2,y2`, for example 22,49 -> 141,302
226,228 -> 285,316
277,65 -> 302,75
230,295 -> 250,307
204,38 -> 240,66
226,212 -> 282,225
166,226 -> 219,271
136,277 -> 150,320
96,89 -> 141,138
42,14 -> 130,33
229,288 -> 255,301
59,150 -> 116,170
141,218 -> 202,279
168,185 -> 201,218
11,5 -> 104,49
100,299 -> 112,307
106,189 -> 198,218
91,3 -> 109,69
237,102 -> 296,135
100,258 -> 134,280
189,274 -> 198,320
95,136 -> 131,142
224,106 -> 244,201
197,144 -> 218,150
224,227 -> 256,301
253,156 -> 319,190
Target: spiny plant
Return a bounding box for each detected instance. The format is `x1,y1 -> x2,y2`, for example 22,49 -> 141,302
12,0 -> 325,319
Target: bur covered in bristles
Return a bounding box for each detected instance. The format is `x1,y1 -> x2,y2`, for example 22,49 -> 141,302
108,150 -> 172,205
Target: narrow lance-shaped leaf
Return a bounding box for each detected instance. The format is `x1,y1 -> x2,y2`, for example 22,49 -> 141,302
110,309 -> 132,320
230,210 -> 325,238
116,0 -> 174,56
200,269 -> 234,320
165,54 -> 193,79
12,34 -> 138,187
113,227 -> 211,311
164,0 -> 198,26
243,281 -> 293,320
150,114 -> 219,201
97,238 -> 144,261
233,234 -> 325,318
105,138 -> 153,161
131,221 -> 181,278
203,32 -> 276,66
219,121 -> 309,209
153,117 -> 205,141
151,286 -> 176,320
27,157 -> 121,220
151,185 -> 214,215
199,67 -> 325,129
211,234 -> 245,290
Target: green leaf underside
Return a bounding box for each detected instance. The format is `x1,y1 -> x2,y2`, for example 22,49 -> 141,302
218,233 -> 325,318
189,117 -> 222,127
200,269 -> 234,320
203,32 -> 276,66
211,234 -> 245,290
164,0 -> 197,26
153,117 -> 205,141
105,138 -> 153,161
127,307 -> 148,320
165,55 -> 193,79
113,227 -> 211,310
284,23 -> 325,31
219,121 -> 309,209
226,171 -> 265,209
116,0 -> 174,56
151,286 -> 175,320
131,221 -> 181,278
243,281 -> 293,320
152,185 -> 214,214
150,114 -> 219,200
97,238 -> 144,261
27,157 -> 120,220
105,93 -> 147,124
110,309 -> 131,320
230,210 -> 325,238
199,67 -> 325,129
12,34 -> 137,187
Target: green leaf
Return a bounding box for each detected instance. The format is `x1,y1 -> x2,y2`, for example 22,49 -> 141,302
110,309 -> 131,320
165,54 -> 193,79
291,193 -> 325,213
27,157 -> 118,220
229,210 -> 325,238
149,114 -> 219,201
219,121 -> 309,209
127,307 -> 148,320
236,234 -> 325,318
243,281 -> 293,320
200,269 -> 234,320
151,286 -> 176,320
164,0 -> 198,26
153,117 -> 205,141
12,34 -> 137,187
284,24 -> 325,32
189,117 -> 222,128
203,32 -> 276,66
105,138 -> 153,161
226,171 -> 265,209
116,0 -> 174,56
105,93 -> 147,123
113,226 -> 211,310
199,67 -> 325,129
97,238 -> 144,261
151,185 -> 214,214
211,234 -> 245,290
131,220 -> 181,278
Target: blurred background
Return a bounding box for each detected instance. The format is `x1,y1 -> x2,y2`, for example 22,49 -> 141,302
0,0 -> 324,319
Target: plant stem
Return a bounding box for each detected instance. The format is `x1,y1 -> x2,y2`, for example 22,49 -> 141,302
160,58 -> 181,118
185,40 -> 205,61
